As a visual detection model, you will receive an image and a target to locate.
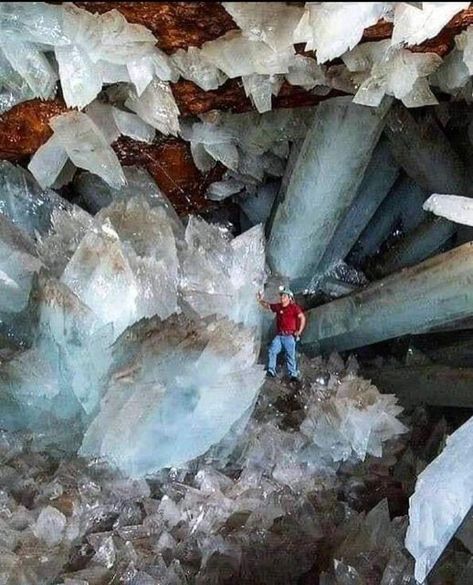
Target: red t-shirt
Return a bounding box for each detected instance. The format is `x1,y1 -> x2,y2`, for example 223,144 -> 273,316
270,302 -> 304,334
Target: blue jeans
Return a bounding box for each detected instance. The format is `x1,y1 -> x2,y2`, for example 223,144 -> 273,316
267,335 -> 298,377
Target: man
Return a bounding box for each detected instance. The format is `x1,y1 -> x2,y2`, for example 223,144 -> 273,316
257,287 -> 306,381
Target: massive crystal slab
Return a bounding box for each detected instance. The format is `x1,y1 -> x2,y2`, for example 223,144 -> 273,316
97,197 -> 179,320
180,218 -> 266,332
60,222 -> 138,338
374,216 -> 456,277
317,137 -> 399,275
80,315 -> 265,476
406,414 -> 473,582
349,175 -> 428,267
302,242 -> 473,353
267,96 -> 390,286
385,105 -> 468,196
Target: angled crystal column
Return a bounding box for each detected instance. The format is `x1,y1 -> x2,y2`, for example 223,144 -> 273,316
267,96 -> 390,286
317,137 -> 399,274
406,414 -> 473,583
349,174 -> 427,267
373,217 -> 456,277
302,242 -> 473,354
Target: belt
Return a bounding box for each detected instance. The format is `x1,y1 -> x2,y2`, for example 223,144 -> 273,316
279,331 -> 295,336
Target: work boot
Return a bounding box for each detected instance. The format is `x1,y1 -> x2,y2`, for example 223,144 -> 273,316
266,370 -> 276,379
289,376 -> 300,384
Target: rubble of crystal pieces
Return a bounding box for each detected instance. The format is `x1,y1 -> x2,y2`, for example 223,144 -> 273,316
0,353 -> 418,584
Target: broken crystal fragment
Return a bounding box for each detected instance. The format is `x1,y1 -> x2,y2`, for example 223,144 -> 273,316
423,193 -> 473,226
80,314 -> 264,476
207,179 -> 244,202
84,101 -> 120,145
242,73 -> 283,113
286,55 -> 327,90
33,505 -> 67,547
392,2 -> 470,46
0,47 -> 35,114
50,111 -> 126,189
406,414 -> 473,582
125,79 -> 180,137
268,96 -> 390,285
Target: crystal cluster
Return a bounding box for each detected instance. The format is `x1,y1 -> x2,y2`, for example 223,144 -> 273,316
0,163 -> 266,474
0,354 -> 411,584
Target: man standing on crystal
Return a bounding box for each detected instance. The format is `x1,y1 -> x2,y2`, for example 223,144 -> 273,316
257,287 -> 306,382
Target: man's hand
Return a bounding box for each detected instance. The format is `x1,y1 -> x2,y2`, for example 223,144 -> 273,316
257,291 -> 271,310
257,291 -> 264,302
294,334 -> 301,342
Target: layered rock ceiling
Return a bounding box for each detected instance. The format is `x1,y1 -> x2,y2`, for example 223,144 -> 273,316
3,1 -> 473,213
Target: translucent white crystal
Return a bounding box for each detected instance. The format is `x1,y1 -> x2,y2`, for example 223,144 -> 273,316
111,107 -> 156,143
80,315 -> 265,476
0,160 -> 71,236
423,193 -> 473,226
171,47 -> 227,91
28,134 -> 69,190
200,31 -> 295,78
344,41 -> 442,108
60,222 -> 138,338
392,2 -> 470,46
456,26 -> 473,75
37,205 -> 95,277
0,47 -> 34,114
97,60 -> 131,84
430,49 -> 470,94
406,415 -> 473,582
180,218 -> 266,332
305,3 -> 391,64
55,45 -> 102,109
33,505 -> 66,547
97,197 -> 179,320
242,74 -> 283,113
0,2 -> 66,45
127,48 -> 178,96
50,112 -> 126,189
1,39 -> 57,99
0,214 -> 43,313
84,101 -> 120,145
223,2 -> 304,51
207,179 -> 244,201
286,55 -> 327,90
125,79 -> 180,136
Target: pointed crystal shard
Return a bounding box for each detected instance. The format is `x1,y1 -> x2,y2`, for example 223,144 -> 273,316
125,79 -> 180,136
111,107 -> 156,143
60,223 -> 138,337
28,134 -> 69,190
171,47 -> 226,91
55,45 -> 102,109
50,111 -> 126,188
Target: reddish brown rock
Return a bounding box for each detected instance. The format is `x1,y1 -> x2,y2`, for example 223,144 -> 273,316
113,136 -> 224,215
74,1 -> 238,53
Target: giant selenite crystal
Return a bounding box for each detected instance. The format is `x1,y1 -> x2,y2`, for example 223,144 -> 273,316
406,415 -> 473,582
80,314 -> 265,476
267,96 -> 390,287
424,193 -> 473,227
302,242 -> 473,353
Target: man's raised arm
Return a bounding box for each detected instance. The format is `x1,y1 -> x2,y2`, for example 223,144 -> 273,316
257,291 -> 271,311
